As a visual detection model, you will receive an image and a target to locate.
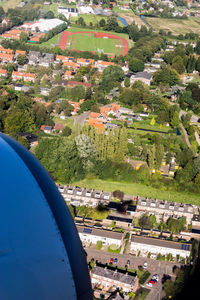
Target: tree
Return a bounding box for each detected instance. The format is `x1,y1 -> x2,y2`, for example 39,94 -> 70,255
128,58 -> 144,73
153,66 -> 179,86
163,279 -> 175,297
147,145 -> 155,169
195,39 -> 200,54
20,31 -> 28,43
61,126 -> 72,137
35,138 -> 84,183
99,18 -> 106,27
113,190 -> 124,200
17,54 -> 27,66
195,56 -> 200,72
170,111 -> 179,128
5,111 -> 36,134
186,55 -> 196,73
155,143 -> 164,169
124,77 -> 130,87
75,134 -> 98,170
172,56 -> 185,74
102,65 -> 124,83
44,10 -> 55,19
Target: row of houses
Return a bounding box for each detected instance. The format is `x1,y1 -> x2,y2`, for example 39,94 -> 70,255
58,185 -> 112,207
91,264 -> 139,294
76,225 -> 191,259
55,55 -> 115,72
58,184 -> 200,232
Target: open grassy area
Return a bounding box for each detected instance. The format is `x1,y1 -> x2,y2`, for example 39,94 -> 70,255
69,14 -> 110,26
0,0 -> 21,11
42,3 -> 58,16
40,32 -> 62,47
72,178 -> 200,205
67,32 -> 119,54
53,116 -> 74,128
146,16 -> 200,35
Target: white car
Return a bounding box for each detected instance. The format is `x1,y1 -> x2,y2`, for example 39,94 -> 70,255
152,274 -> 159,282
146,282 -> 152,287
143,262 -> 148,269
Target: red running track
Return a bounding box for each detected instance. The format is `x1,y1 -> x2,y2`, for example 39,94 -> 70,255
59,31 -> 129,56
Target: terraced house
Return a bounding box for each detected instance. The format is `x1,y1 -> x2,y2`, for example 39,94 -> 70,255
77,226 -> 123,248
12,71 -> 36,82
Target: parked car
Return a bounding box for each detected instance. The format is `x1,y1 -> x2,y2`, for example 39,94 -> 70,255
146,281 -> 152,287
149,280 -> 156,285
152,274 -> 159,282
114,258 -> 118,264
146,280 -> 156,287
110,258 -> 114,264
143,262 -> 148,269
126,259 -> 130,266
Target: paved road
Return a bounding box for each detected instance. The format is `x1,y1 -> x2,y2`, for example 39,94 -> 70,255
195,131 -> 200,146
85,248 -> 180,276
180,123 -> 191,148
72,111 -> 90,126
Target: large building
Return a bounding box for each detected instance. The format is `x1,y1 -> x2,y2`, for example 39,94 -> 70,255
91,265 -> 139,293
22,18 -> 65,32
130,235 -> 191,258
58,7 -> 78,19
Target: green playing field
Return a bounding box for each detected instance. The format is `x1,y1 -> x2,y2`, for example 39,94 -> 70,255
66,33 -> 121,55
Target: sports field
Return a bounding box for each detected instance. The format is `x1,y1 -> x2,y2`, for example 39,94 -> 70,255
59,27 -> 130,57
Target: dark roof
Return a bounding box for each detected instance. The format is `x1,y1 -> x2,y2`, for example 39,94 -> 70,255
92,266 -> 136,285
107,202 -> 119,210
191,228 -> 200,234
127,205 -> 136,212
134,71 -> 152,80
18,132 -> 37,143
107,215 -> 132,224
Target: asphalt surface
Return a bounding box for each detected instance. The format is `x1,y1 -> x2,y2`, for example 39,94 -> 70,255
86,248 -> 181,299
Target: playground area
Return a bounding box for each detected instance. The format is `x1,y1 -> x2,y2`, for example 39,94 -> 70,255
59,28 -> 129,57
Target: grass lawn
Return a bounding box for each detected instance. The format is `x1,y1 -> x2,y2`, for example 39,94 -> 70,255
40,32 -> 62,47
69,14 -> 110,26
53,116 -> 74,129
146,16 -> 200,35
39,25 -> 132,50
68,32 -> 118,54
72,178 -> 200,205
42,3 -> 58,16
1,0 -> 21,11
